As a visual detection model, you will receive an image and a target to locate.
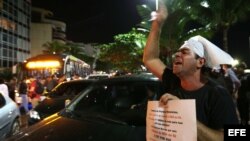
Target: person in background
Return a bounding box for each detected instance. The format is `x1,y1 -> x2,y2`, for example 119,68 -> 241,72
143,0 -> 238,141
8,77 -> 17,101
0,78 -> 9,97
237,63 -> 250,125
58,74 -> 67,83
28,77 -> 43,108
45,75 -> 58,92
221,64 -> 241,121
72,73 -> 81,80
221,64 -> 241,98
19,78 -> 29,114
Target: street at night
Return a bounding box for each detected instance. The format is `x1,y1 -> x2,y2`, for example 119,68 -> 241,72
1,0 -> 250,141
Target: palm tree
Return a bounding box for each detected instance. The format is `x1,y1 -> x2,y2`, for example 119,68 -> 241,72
138,0 -> 250,54
175,0 -> 250,52
136,1 -> 213,65
42,41 -> 69,54
65,42 -> 86,58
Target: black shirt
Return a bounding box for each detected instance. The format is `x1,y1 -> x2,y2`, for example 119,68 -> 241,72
162,68 -> 239,129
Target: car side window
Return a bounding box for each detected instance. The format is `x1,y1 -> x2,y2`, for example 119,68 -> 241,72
108,83 -> 157,126
74,85 -> 107,112
73,83 -> 90,95
54,83 -> 68,96
71,82 -> 160,126
63,87 -> 74,96
108,85 -> 132,113
57,82 -> 91,97
57,83 -> 77,96
0,93 -> 6,108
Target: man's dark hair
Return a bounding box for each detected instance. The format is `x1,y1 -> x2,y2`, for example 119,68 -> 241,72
194,54 -> 212,83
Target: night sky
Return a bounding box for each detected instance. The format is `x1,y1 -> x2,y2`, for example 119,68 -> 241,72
32,0 -> 144,43
31,0 -> 250,66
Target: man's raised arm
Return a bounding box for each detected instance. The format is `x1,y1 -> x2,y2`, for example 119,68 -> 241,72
143,0 -> 168,80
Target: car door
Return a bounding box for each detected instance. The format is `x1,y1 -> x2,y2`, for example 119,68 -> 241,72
70,81 -> 157,140
0,93 -> 12,138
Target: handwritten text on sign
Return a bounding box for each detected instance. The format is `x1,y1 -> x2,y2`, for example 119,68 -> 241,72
146,100 -> 197,141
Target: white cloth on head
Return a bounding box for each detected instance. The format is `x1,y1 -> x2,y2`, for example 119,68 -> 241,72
180,39 -> 204,58
180,35 -> 234,68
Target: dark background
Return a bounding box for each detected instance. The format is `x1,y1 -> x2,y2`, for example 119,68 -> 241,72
32,0 -> 144,43
31,0 -> 250,66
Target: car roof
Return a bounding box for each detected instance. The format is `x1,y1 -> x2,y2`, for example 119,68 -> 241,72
53,79 -> 96,89
94,73 -> 160,84
62,79 -> 96,84
88,74 -> 109,76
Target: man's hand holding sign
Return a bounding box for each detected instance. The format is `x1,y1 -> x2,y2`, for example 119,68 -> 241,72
147,98 -> 197,141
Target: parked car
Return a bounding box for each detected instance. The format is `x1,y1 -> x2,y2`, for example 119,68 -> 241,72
28,79 -> 96,125
7,73 -> 165,141
0,92 -> 21,140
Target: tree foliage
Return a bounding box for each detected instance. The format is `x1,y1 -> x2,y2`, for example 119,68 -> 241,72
98,28 -> 147,72
42,41 -> 95,67
42,41 -> 69,54
65,42 -> 88,59
174,0 -> 250,52
136,0 -> 250,66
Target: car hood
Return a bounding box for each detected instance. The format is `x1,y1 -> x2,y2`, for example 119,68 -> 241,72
8,113 -> 146,141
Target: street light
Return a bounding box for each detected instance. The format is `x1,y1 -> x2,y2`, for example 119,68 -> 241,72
147,0 -> 160,21
137,28 -> 149,32
148,0 -> 158,10
155,0 -> 158,10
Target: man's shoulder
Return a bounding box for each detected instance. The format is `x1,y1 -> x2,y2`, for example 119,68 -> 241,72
206,79 -> 228,92
206,78 -> 221,86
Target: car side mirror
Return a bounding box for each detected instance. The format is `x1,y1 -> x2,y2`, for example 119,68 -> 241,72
42,92 -> 49,96
65,99 -> 71,107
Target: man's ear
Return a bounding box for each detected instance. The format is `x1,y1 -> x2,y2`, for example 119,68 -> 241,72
197,58 -> 205,68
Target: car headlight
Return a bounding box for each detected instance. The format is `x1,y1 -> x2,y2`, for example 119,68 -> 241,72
29,110 -> 41,120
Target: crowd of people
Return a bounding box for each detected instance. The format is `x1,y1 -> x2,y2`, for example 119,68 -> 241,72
0,71 -> 105,113
0,74 -> 74,114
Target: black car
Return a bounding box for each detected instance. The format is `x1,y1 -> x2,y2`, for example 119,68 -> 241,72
28,79 -> 96,125
7,73 -> 165,141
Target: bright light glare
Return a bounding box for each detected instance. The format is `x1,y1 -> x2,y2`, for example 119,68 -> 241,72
244,69 -> 250,73
232,59 -> 239,67
156,0 -> 158,10
29,110 -> 41,120
137,28 -> 149,32
200,1 -> 209,8
142,4 -> 147,8
26,61 -> 61,69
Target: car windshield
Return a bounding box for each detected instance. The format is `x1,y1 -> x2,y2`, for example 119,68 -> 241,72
64,81 -> 160,126
48,81 -> 93,97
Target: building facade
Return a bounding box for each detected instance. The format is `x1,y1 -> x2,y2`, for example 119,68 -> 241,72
30,7 -> 66,57
0,0 -> 31,69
